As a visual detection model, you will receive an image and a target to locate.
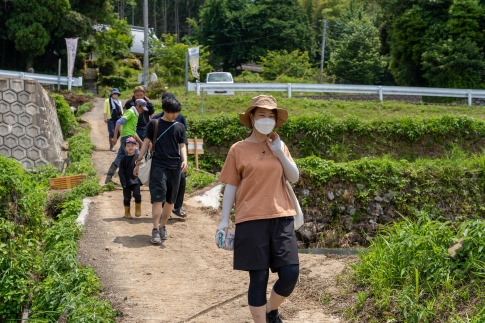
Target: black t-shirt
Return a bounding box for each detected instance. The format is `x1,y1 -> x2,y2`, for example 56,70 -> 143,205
145,118 -> 187,169
152,112 -> 188,144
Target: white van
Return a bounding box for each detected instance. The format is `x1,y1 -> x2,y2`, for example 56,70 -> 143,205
205,72 -> 234,95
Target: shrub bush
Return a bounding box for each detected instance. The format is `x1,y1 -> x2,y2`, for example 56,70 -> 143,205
75,101 -> 93,117
122,58 -> 142,70
97,58 -> 116,76
0,94 -> 115,321
99,75 -> 128,90
119,65 -> 137,79
233,70 -> 265,83
52,93 -> 78,138
350,215 -> 485,322
146,82 -> 169,101
0,156 -> 47,319
260,50 -> 315,81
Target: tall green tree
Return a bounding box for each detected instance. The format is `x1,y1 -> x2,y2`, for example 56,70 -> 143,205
421,0 -> 485,88
0,0 -> 118,72
387,5 -> 433,86
3,0 -> 71,69
91,18 -> 133,60
422,38 -> 485,88
194,0 -> 314,70
260,50 -> 314,80
327,18 -> 385,84
150,34 -> 212,84
380,0 -> 485,88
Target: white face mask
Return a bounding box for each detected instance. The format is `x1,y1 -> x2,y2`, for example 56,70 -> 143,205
253,118 -> 276,135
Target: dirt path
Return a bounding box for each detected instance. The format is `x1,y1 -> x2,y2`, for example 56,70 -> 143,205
77,98 -> 348,322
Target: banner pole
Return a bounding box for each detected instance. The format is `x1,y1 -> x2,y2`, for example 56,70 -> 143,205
185,51 -> 188,96
58,59 -> 61,92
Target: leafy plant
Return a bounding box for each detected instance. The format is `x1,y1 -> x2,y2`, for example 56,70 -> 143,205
75,102 -> 93,117
99,75 -> 128,90
52,93 -> 78,138
151,34 -> 212,84
260,49 -> 315,81
348,215 -> 485,321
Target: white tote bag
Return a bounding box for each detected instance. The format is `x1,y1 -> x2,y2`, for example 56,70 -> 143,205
284,178 -> 304,230
137,151 -> 152,185
137,120 -> 178,185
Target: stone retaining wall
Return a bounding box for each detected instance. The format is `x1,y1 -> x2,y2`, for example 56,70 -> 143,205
0,77 -> 65,170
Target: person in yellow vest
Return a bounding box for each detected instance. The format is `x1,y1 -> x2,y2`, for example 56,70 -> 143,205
103,88 -> 123,151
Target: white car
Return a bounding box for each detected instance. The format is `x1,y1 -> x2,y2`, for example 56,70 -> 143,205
205,72 -> 234,95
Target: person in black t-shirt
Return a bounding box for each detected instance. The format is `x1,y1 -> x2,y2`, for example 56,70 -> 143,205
134,97 -> 187,244
153,92 -> 188,218
119,137 -> 142,219
124,85 -> 155,140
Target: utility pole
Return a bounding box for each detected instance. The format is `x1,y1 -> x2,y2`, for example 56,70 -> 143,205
143,0 -> 149,87
319,20 -> 327,83
154,0 -> 156,34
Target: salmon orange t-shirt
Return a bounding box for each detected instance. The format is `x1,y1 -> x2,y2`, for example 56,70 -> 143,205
219,140 -> 296,224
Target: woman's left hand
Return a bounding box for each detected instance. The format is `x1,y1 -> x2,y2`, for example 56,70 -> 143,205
266,132 -> 283,153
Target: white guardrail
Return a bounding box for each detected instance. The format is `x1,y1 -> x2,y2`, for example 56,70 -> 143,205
0,69 -> 82,87
188,82 -> 485,106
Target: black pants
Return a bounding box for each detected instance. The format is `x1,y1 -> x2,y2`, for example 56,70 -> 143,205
174,172 -> 186,209
123,184 -> 141,206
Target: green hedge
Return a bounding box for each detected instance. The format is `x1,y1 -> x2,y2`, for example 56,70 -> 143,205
293,152 -> 485,246
188,115 -> 485,171
52,93 -> 78,138
65,129 -> 97,177
99,75 -> 128,90
0,94 -> 115,321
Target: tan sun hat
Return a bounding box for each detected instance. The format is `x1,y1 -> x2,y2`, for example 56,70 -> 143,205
239,95 -> 288,128
133,85 -> 146,93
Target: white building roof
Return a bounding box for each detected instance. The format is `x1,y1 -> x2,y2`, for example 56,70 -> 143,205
130,26 -> 157,55
92,24 -> 158,55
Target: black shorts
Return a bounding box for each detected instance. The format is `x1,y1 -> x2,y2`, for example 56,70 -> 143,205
233,216 -> 299,272
149,165 -> 181,204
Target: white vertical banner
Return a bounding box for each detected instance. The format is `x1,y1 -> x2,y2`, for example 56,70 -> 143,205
188,46 -> 200,80
65,38 -> 79,90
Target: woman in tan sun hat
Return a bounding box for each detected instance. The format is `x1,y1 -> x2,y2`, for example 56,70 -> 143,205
217,95 -> 300,323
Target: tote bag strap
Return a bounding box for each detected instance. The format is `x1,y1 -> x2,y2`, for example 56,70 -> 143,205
150,119 -> 159,152
156,121 -> 178,142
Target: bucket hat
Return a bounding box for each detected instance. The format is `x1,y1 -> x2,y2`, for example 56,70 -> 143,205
110,88 -> 121,96
239,95 -> 288,128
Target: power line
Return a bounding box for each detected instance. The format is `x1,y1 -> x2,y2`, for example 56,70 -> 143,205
206,33 -> 287,47
198,22 -> 292,33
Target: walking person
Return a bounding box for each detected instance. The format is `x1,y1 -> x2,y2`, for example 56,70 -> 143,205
134,97 -> 187,243
104,99 -> 146,185
217,95 -> 300,323
118,137 -> 142,218
124,85 -> 155,140
153,92 -> 188,218
103,88 -> 123,151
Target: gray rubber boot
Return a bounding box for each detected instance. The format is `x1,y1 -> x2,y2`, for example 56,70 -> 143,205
109,135 -> 114,151
105,162 -> 118,184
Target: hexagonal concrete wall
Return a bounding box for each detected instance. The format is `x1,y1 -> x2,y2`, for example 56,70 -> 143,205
0,77 -> 65,170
